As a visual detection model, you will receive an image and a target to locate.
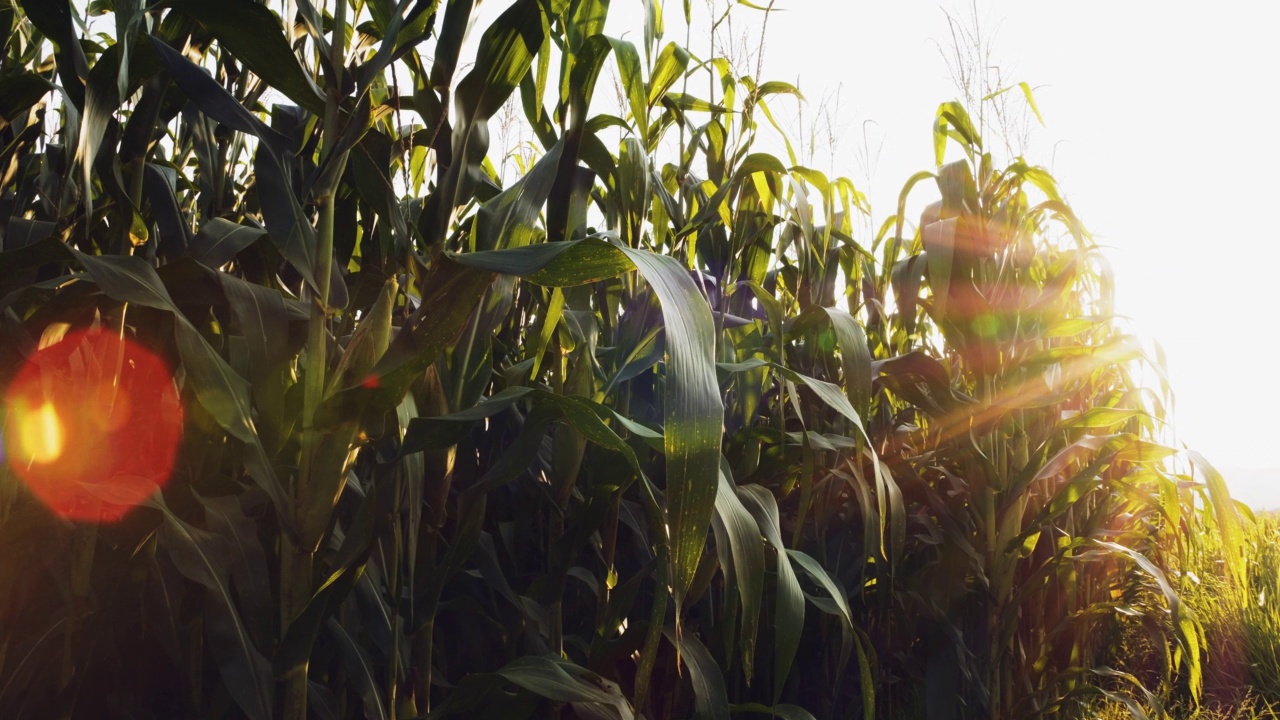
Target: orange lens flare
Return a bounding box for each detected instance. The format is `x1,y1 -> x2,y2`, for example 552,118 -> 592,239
2,329 -> 183,523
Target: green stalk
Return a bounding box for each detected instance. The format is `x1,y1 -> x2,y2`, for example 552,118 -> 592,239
278,535 -> 313,720
549,510 -> 565,657
283,189 -> 335,720
791,436 -> 814,548
412,365 -> 455,713
413,616 -> 435,714
283,3 -> 346,720
387,511 -> 403,720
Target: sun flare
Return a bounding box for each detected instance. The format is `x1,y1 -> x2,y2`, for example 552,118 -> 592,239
15,400 -> 64,466
1,329 -> 184,523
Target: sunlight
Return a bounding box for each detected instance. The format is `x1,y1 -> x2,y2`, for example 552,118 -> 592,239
15,400 -> 64,466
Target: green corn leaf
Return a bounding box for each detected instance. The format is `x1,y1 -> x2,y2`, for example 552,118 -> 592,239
712,459 -> 765,683
457,0 -> 548,119
922,217 -> 956,319
787,549 -> 852,629
872,351 -> 968,416
1055,407 -> 1144,431
185,219 -> 268,268
662,626 -> 730,720
15,0 -> 85,108
496,655 -> 631,708
77,34 -> 162,219
441,0 -> 547,217
1089,667 -> 1163,719
619,246 -> 723,624
147,37 -> 284,149
403,389 -> 647,490
647,41 -> 690,108
823,307 -> 873,419
663,91 -> 727,114
473,138 -> 564,251
217,272 -> 297,454
430,0 -> 475,90
933,101 -> 982,164
606,36 -> 647,137
253,142 -> 350,311
328,276 -> 397,397
327,619 -> 389,720
1094,540 -> 1202,700
217,273 -> 293,388
1189,451 -> 1246,592
936,158 -> 978,215
166,0 -> 325,115
401,386 -> 536,453
450,236 -> 636,286
791,306 -> 872,418
528,286 -> 565,379
737,484 -> 804,704
983,81 -> 1045,126
773,365 -> 869,443
356,0 -> 438,89
444,238 -> 724,603
1035,436 -> 1129,522
755,81 -> 804,101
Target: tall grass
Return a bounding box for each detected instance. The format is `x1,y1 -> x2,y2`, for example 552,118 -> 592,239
1179,509 -> 1280,711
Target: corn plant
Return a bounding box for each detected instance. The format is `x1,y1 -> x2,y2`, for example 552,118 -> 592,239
0,1 -> 1243,719
850,101 -> 1222,719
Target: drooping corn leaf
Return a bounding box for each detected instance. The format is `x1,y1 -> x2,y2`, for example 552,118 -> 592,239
619,246 -> 723,623
712,459 -> 765,683
327,619 -> 389,720
186,219 -> 268,269
496,655 -> 632,709
663,626 -> 729,720
450,236 -> 636,286
737,484 -> 803,704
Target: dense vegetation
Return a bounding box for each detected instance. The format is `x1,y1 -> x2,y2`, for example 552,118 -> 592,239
0,1 -> 1265,718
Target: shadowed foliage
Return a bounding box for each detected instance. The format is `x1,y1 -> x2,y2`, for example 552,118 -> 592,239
0,1 -> 1249,719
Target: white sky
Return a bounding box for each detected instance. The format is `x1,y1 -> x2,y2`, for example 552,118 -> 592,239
587,0 -> 1280,506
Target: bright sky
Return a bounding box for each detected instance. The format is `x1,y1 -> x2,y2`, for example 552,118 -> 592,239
591,0 -> 1280,507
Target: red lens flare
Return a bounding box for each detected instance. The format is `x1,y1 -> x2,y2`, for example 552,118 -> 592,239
2,328 -> 183,522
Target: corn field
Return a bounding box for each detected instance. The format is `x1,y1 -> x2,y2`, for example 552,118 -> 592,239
0,1 -> 1259,718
